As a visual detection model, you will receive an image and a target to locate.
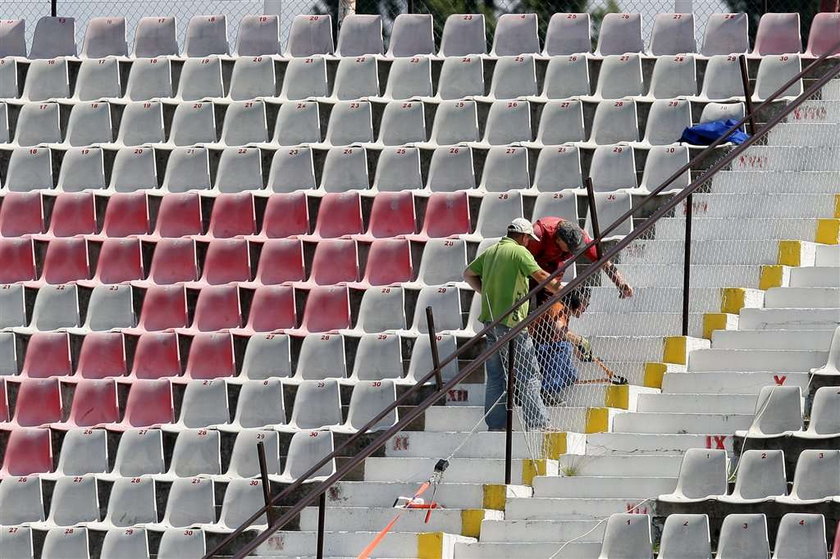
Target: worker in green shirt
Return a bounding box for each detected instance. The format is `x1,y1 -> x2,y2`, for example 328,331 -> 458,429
463,218 -> 563,431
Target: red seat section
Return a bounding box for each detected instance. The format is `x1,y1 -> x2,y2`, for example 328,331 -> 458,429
128,332 -> 181,380
358,238 -> 413,286
252,239 -> 305,285
0,238 -> 37,283
306,192 -> 363,239
304,239 -> 359,286
99,192 -> 150,237
0,192 -> 44,237
90,238 -> 145,284
19,332 -> 72,379
258,192 -> 309,238
293,286 -> 351,334
411,191 -> 471,240
356,191 -> 416,240
240,285 -> 296,333
135,285 -> 189,331
205,192 -> 256,238
195,239 -> 251,285
182,332 -> 236,381
75,332 -> 127,380
60,378 -> 120,428
149,192 -> 203,238
144,238 -> 198,285
40,238 -> 91,284
0,427 -> 53,477
116,378 -> 174,429
46,192 -> 98,237
12,378 -> 62,426
186,285 -> 242,332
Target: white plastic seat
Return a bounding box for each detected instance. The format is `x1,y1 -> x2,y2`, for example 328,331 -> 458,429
598,513 -> 652,559
5,147 -> 53,191
426,100 -> 479,146
329,56 -> 379,101
480,55 -> 538,101
532,146 -> 583,192
26,284 -> 80,331
267,147 -> 316,192
172,379 -> 229,429
698,102 -> 745,125
345,287 -> 407,334
585,191 -> 633,240
268,101 -> 321,146
696,55 -> 744,101
42,527 -> 89,559
238,334 -> 292,382
0,102 -> 7,143
116,101 -> 165,146
334,380 -> 398,434
387,14 -> 434,57
223,429 -> 280,478
411,285 -> 462,333
772,513 -> 826,559
377,56 -> 432,101
753,54 -> 803,102
532,100 -> 586,145
374,101 -> 425,146
63,102 -> 113,147
108,147 -> 158,192
78,284 -> 135,331
161,146 -> 211,192
586,99 -> 638,145
416,238 -> 468,286
214,147 -> 263,193
0,59 -> 18,100
776,450 -> 840,505
0,284 -> 27,328
701,13 -> 749,56
97,476 -> 157,527
532,190 -> 579,223
479,146 -> 529,193
0,525 -> 33,559
81,17 -> 127,58
0,19 -> 25,58
718,449 -> 786,503
591,54 -> 643,100
229,379 -> 286,429
439,14 -> 485,57
537,55 -> 590,100
544,13 -> 591,56
659,448 -> 728,502
51,428 -> 108,476
184,15 -> 229,57
13,103 -> 61,146
799,384 -> 840,437
295,333 -> 346,381
336,14 -> 383,57
490,13 -> 539,57
426,146 -> 475,192
157,529 -> 206,559
372,147 -> 423,192
73,58 -> 121,101
134,17 -> 178,58
108,428 -> 165,478
468,191 -> 525,240
0,475 -> 44,523
276,430 -> 336,483
717,514 -> 770,559
176,56 -> 224,101
647,55 -> 697,99
475,100 -> 531,146
100,528 -> 148,559
288,379 -> 342,430
433,56 -> 484,101
734,386 -> 802,438
285,14 -> 333,57
658,514 -> 711,559
214,478 -> 268,531
41,475 -> 99,526
167,102 -> 216,146
350,334 -> 403,382
649,13 -> 696,55
159,477 -> 215,528
165,429 -> 222,478
278,56 -> 328,100
0,333 -> 15,375
642,99 -> 692,146
595,13 -> 643,56
228,56 -> 276,101
30,16 -> 76,59
320,147 -> 368,193
639,145 -> 690,194
322,100 -> 373,146
124,57 -> 173,101
20,58 -> 69,101
235,14 -> 280,56
406,333 -> 460,384
590,144 -> 637,192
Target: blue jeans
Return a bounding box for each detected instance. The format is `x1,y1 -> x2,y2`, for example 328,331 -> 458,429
483,323 -> 549,430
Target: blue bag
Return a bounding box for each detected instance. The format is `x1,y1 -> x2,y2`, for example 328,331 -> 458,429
680,118 -> 749,145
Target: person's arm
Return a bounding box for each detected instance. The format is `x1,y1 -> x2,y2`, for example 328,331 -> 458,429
602,260 -> 634,299
463,267 -> 482,294
531,268 -> 562,294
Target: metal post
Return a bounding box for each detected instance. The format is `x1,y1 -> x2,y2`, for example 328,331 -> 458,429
51,0 -> 57,16
681,193 -> 693,336
584,177 -> 603,260
407,0 -> 415,13
504,339 -> 515,485
256,442 -> 275,525
316,492 -> 326,559
739,55 -> 758,136
426,306 -> 444,392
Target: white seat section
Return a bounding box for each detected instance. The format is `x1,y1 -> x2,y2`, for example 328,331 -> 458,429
0,525 -> 33,559
235,15 -> 280,56
532,146 -> 583,192
372,147 -> 423,192
184,15 -> 229,57
649,13 -> 696,55
172,379 -> 229,429
416,238 -> 468,286
134,17 -> 178,58
63,102 -> 113,147
642,99 -> 692,146
469,191 -> 525,240
387,14 -> 434,57
14,103 -> 61,147
108,147 -> 158,193
432,56 -> 484,101
295,333 -> 346,381
0,284 -> 27,329
701,13 -> 749,56
349,334 -> 403,382
772,513 -> 826,559
336,14 -> 383,57
425,100 -> 480,146
57,147 -> 106,193
479,146 -> 529,193
319,147 -> 368,193
329,56 -> 379,101
0,475 -> 44,523
659,448 -> 728,502
734,386 -> 802,438
176,56 -> 224,101
20,58 -> 70,101
213,147 -> 263,193
81,17 -> 127,58
695,55 -> 743,101
52,428 -> 108,476
532,99 -> 586,145
157,529 -> 206,559
267,147 -> 317,193
167,101 -> 216,146
238,334 -> 292,382
776,450 -> 840,505
375,101 -> 425,146
94,477 -> 157,528
287,379 -> 342,430
407,333 -> 460,384
100,527 -> 149,559
591,54 -> 644,100
116,101 -> 165,146
321,101 -> 373,147
647,55 -> 697,99
595,13 -> 643,56
278,56 -> 328,101
800,385 -> 840,438
5,147 -> 53,192
597,513 -> 652,559
159,477 -> 215,528
73,58 -> 121,101
475,100 -> 531,146
228,56 -> 276,101
333,380 -> 398,434
267,102 -> 321,146
125,57 -> 173,101
344,286 -> 407,334
30,16 -> 77,59
717,514 -> 770,559
0,19 -> 26,58
479,55 -> 538,101
590,144 -> 637,192
585,191 -> 633,240
491,13 -> 539,57
39,475 -> 99,527
586,99 -> 638,145
658,514 -> 711,559
532,190 -> 579,223
717,449 -> 786,503
162,147 -> 212,192
537,55 -> 590,100
439,14 -> 486,57
223,429 -> 280,478
214,478 -> 268,531
41,527 -> 89,559
639,145 -> 690,194
753,54 -> 803,101
285,14 -> 333,57
229,379 -> 286,429
165,429 -> 222,478
0,60 -> 17,100
544,13 -> 591,56
411,285 -> 462,334
426,146 -> 475,192
377,56 -> 432,101
108,428 -> 165,478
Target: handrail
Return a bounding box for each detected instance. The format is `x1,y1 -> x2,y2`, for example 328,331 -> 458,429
208,41 -> 840,559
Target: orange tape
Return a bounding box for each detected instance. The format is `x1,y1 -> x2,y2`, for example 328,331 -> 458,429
356,481 -> 431,559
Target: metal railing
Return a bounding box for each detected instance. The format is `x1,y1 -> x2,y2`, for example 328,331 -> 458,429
206,39 -> 840,559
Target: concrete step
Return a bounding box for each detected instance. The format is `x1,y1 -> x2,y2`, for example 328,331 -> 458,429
768,124 -> 840,148
790,267 -> 840,288
258,531 -> 474,558
505,496 -> 655,520
384,431 -> 550,459
786,101 -> 840,124
712,329 -> 836,351
587,286 -> 722,313
454,541 -> 601,559
364,457 -> 558,485
532,475 -> 677,498
612,411 -> 753,434
684,193 -> 837,218
620,239 -> 778,265
324,481 -> 489,509
636,393 -> 757,414
737,307 -> 840,330
611,264 -> 760,289
711,170 -> 840,194
575,312 -> 704,338
555,454 -> 683,478
479,519 -> 604,543
816,245 -> 840,267
765,287 -> 840,308
661,371 -> 810,395
687,349 -> 827,372
299,506 -> 503,534
654,217 -> 815,241
730,147 -> 840,172
585,336 -> 664,362
422,406 -> 624,434
585,432 -> 736,455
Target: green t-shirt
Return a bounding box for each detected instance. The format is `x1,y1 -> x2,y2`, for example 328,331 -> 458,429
467,237 -> 542,327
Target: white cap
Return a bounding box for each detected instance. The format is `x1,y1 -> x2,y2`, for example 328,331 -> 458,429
508,217 -> 539,241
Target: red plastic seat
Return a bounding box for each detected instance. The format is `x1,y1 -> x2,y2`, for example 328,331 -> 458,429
88,238 -> 144,284
300,239 -> 358,286
98,192 -> 150,238
75,332 -> 127,380
194,239 -> 251,286
0,427 -> 53,477
128,332 -> 181,380
354,191 -> 416,240
304,192 -> 363,239
143,238 -> 198,285
40,238 -> 91,284
182,332 -> 236,381
806,13 -> 840,58
356,238 -> 413,287
257,192 -> 309,238
19,332 -> 72,379
832,518 -> 840,559
290,285 -> 351,335
409,191 -> 471,240
204,192 -> 256,238
236,285 -> 296,334
252,239 -> 305,285
11,378 -> 62,426
0,192 -> 44,237
58,378 -> 119,428
149,192 -> 203,239
0,238 -> 37,283
134,284 -> 189,331
46,192 -> 98,237
182,285 -> 242,332
111,378 -> 174,429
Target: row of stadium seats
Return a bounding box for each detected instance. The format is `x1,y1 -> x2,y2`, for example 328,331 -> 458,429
735,383 -> 840,438
1,52 -> 803,104
3,12 -> 838,59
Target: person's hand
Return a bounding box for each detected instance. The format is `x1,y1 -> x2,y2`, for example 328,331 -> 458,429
574,337 -> 593,362
618,282 -> 634,299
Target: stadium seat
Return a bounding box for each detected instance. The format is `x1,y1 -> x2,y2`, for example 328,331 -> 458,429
176,56 -> 224,101
205,194 -> 256,238
219,100 -> 269,146
701,13 -> 749,56
184,15 -> 228,57
276,430 -> 336,483
0,192 -> 43,237
19,332 -> 71,379
735,385 -> 802,438
531,99 -> 586,145
350,334 -> 403,381
776,450 -> 840,504
592,54 -> 644,100
20,58 -> 70,102
320,147 -> 369,193
355,191 -> 416,240
23,284 -> 80,331
595,13 -> 643,56
75,332 -> 127,380
214,478 -> 268,531
639,145 -> 690,193
277,56 -> 328,100
0,19 -> 25,58
222,429 -> 280,479
330,56 -> 379,101
182,332 -> 236,380
411,285 -> 462,333
439,13 -> 486,56
698,101 -> 745,125
266,147 -> 317,193
235,14 -> 280,56
11,378 -> 62,425
5,147 -> 51,192
0,62 -> 16,101
228,56 -> 276,100
60,379 -> 119,428
544,13 -> 590,56
426,100 -> 480,146
0,428 -> 53,476
300,239 -> 359,286
585,191 -> 633,240
753,13 -> 801,55
336,14 -> 383,56
537,55 -> 591,100
133,17 -> 178,57
98,476 -> 157,527
171,378 -> 229,429
30,16 -> 76,59
0,335 -> 16,376
0,471 -> 43,522
288,379 -> 342,430
96,193 -> 149,238
426,146 -> 475,193
100,528 -> 148,559
468,191 -> 525,240
372,147 -> 423,192
81,16 -> 127,58
39,237 -> 91,284
49,427 -> 108,476
159,477 -> 216,527
160,148 -> 210,193
190,239 -> 251,284
532,146 -> 583,192
773,513 -> 826,558
411,191 -> 471,240
475,100 -> 532,146
415,239 -> 469,286
805,12 -> 840,57
40,474 -> 100,526
598,514 -> 652,559
164,429 -> 221,478
237,285 -> 297,334
41,527 -> 88,559
377,56 -> 432,101
254,192 -> 309,238
649,13 -> 695,55
141,238 -> 198,285
13,103 -> 61,147
478,146 -> 529,193
322,100 -> 374,146
0,238 -> 36,283
305,192 -> 363,239
168,101 -> 217,146
753,54 -> 803,101
491,13 -> 539,56
387,14 -> 434,57
647,55 -> 697,99
356,239 -> 413,287
586,99 -> 639,145
294,333 -> 346,381
127,332 -> 181,379
158,529 -> 206,558
107,147 -> 158,193
696,55 -> 744,101
658,514 -> 711,559
103,428 -> 165,478
717,514 -> 770,559
229,379 -> 286,429
334,380 -> 398,433
132,285 -> 189,332
238,334 -> 292,381
345,286 -> 407,334
433,56 -> 484,101
642,99 -> 692,145
799,385 -> 840,437
45,192 -> 97,237
77,283 -> 135,331
251,239 -> 305,284
124,58 -> 173,101
115,101 -> 165,146
73,58 -> 121,101
532,190 -> 579,223
480,55 -> 538,100
591,145 -> 637,192
718,449 -> 786,503
285,14 -> 333,57
110,379 -> 173,430
56,147 -> 106,192
374,100 -> 425,146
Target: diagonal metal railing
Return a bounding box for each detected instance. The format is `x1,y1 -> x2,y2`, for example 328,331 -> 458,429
206,39 -> 840,559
